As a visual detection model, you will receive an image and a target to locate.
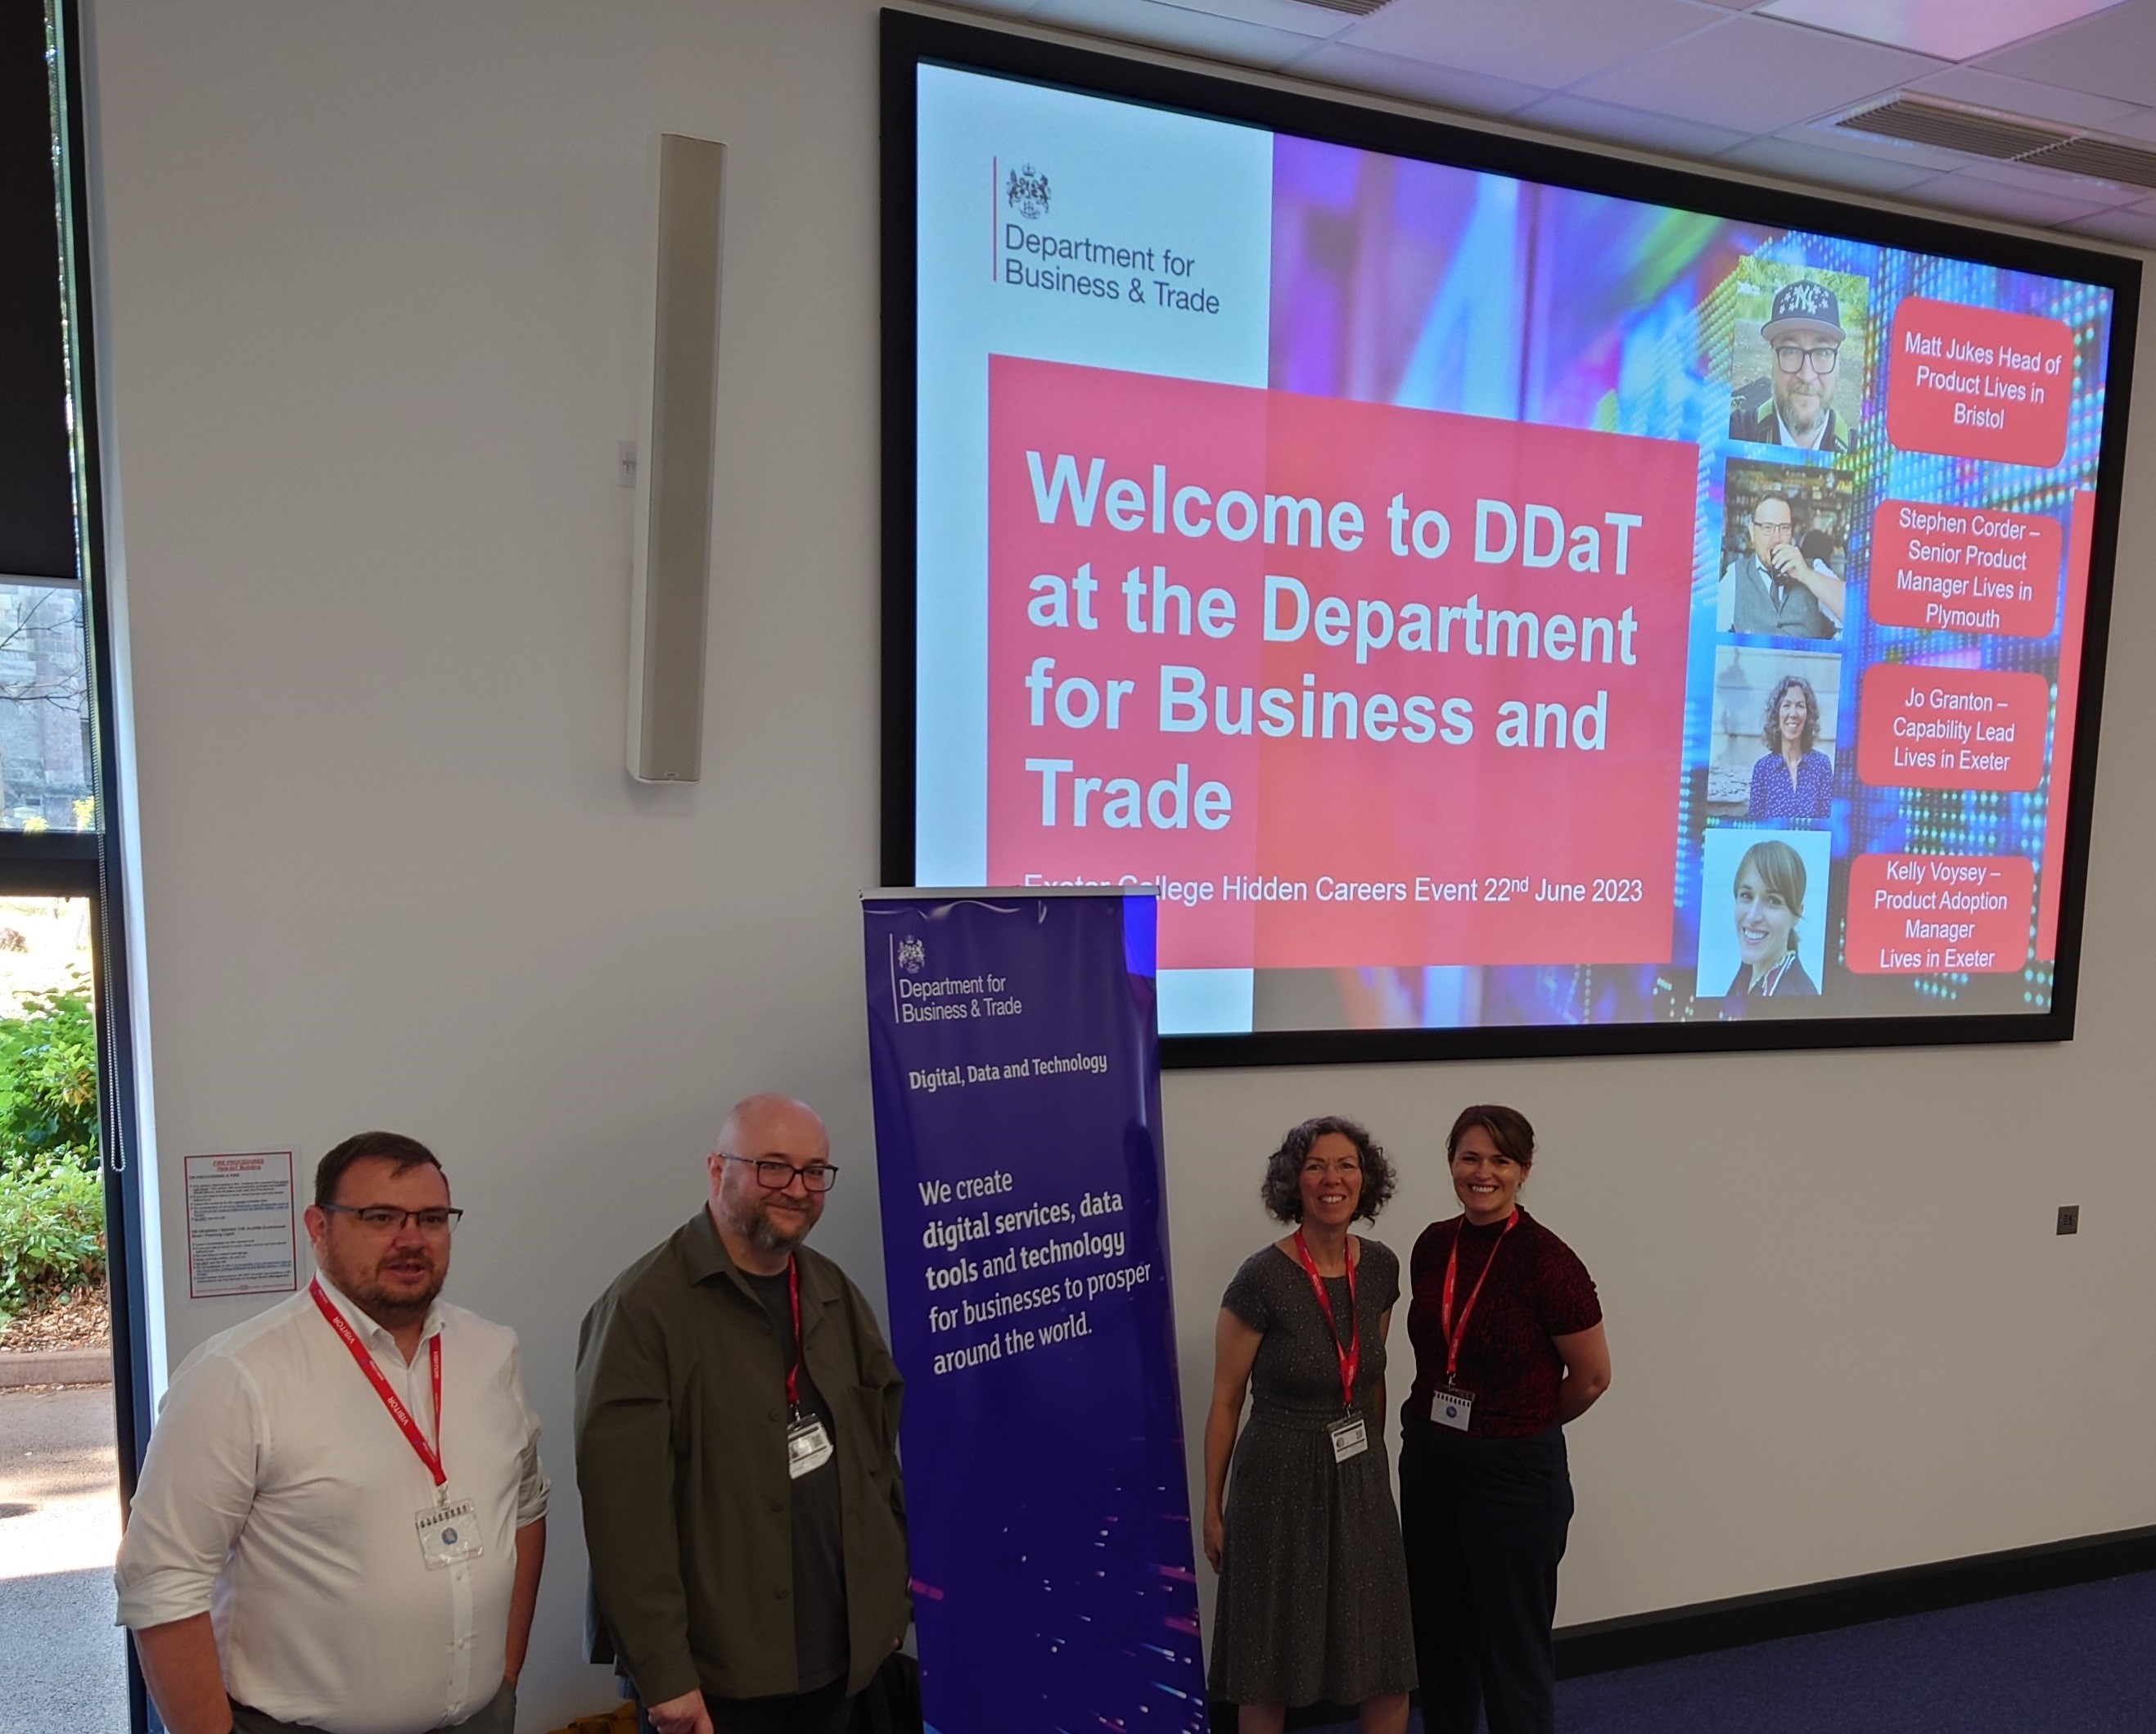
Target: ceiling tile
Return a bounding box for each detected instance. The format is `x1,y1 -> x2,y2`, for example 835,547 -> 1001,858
1129,0 -> 1359,40
2055,203 -> 2156,247
2099,105 -> 2156,142
1283,39 -> 1551,117
1027,0 -> 1312,67
1906,65 -> 2147,130
1977,1 -> 2156,108
1950,154 -> 2149,207
1755,0 -> 2131,63
1569,13 -> 1946,134
1515,91 -> 1752,159
1721,133 -> 1945,191
1912,167 -> 2109,228
1337,0 -> 1715,93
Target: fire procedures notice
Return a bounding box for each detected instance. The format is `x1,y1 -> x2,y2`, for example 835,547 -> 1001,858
185,1151 -> 299,1299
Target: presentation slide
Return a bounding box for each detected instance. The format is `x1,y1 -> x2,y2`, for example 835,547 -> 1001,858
903,52 -> 2127,1042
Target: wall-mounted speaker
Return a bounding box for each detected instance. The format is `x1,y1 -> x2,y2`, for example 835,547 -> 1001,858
627,133 -> 725,783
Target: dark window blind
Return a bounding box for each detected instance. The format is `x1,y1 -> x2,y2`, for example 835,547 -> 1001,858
0,0 -> 74,583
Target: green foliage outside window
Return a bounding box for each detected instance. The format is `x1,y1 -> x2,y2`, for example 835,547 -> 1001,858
0,971 -> 103,1321
0,1160 -> 101,1317
0,971 -> 99,1176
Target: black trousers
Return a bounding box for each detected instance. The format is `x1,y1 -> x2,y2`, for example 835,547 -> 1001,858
635,1676 -> 852,1734
230,1681 -> 515,1733
1398,1422 -> 1572,1734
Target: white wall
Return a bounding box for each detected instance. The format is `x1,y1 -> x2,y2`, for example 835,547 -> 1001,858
83,1 -> 2155,1725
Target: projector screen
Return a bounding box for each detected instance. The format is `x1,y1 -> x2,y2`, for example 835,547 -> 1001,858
882,14 -> 2139,1065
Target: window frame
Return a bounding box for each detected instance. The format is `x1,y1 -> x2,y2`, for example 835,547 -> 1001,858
7,5 -> 157,1729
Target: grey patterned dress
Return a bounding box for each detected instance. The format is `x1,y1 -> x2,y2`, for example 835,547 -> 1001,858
1209,1238 -> 1418,1708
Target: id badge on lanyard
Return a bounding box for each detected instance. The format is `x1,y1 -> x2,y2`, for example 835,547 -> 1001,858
780,1258 -> 835,1479
1294,1233 -> 1368,1466
787,1411 -> 834,1478
1429,1213 -> 1516,1433
1328,1414 -> 1369,1461
416,1498 -> 484,1568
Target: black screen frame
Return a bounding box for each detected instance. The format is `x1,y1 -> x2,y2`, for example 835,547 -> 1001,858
879,7 -> 2141,1072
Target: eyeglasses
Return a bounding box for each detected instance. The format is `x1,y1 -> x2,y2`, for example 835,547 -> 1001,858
718,1153 -> 839,1194
1773,343 -> 1838,376
1751,516 -> 1793,534
321,1203 -> 463,1234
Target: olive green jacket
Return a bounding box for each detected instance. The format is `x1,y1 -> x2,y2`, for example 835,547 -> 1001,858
574,1209 -> 909,1704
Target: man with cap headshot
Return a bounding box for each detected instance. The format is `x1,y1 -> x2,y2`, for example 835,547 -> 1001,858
1729,278 -> 1854,454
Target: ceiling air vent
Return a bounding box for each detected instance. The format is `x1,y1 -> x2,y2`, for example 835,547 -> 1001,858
1841,95 -> 2156,191
2020,136 -> 2156,192
1291,0 -> 1394,14
1840,97 -> 2069,160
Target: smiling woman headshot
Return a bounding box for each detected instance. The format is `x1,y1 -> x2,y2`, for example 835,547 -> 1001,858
1746,674 -> 1834,823
1400,1107 -> 1608,1734
1203,1116 -> 1416,1734
1724,837 -> 1820,1013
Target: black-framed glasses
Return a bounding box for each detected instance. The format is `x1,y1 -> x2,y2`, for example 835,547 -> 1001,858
1772,343 -> 1838,375
321,1203 -> 464,1234
718,1153 -> 839,1194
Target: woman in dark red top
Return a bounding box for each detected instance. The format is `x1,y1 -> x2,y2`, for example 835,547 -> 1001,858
1400,1106 -> 1609,1734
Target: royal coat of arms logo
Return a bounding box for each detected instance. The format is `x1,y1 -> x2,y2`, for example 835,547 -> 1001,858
1005,163 -> 1049,220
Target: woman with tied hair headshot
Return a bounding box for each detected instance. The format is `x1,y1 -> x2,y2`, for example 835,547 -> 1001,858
1746,672 -> 1834,823
1203,1116 -> 1416,1734
1723,837 -> 1820,1014
1400,1106 -> 1608,1734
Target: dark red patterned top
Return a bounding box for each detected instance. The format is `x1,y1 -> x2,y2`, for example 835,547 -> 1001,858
1404,1208 -> 1601,1438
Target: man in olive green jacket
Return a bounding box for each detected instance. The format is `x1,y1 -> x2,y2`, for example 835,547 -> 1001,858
575,1095 -> 908,1734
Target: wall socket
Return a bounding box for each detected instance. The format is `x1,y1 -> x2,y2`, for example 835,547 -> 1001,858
2057,1204 -> 2080,1235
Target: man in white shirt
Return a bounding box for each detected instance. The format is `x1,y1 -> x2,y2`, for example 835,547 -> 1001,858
116,1132 -> 549,1734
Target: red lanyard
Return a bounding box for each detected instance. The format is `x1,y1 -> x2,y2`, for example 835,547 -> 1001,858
1292,1231 -> 1359,1411
310,1279 -> 444,1488
1439,1211 -> 1518,1383
784,1256 -> 804,1411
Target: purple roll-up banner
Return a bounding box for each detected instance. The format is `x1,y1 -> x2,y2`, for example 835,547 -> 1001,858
863,890 -> 1205,1734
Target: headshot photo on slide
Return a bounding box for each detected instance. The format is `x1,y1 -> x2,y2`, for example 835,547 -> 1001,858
1707,644 -> 1840,823
1696,827 -> 1833,1018
1724,257 -> 1872,458
1716,457 -> 1852,643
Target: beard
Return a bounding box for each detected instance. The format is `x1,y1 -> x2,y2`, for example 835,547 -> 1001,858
330,1249 -> 445,1327
728,1194 -> 814,1254
1777,383 -> 1825,436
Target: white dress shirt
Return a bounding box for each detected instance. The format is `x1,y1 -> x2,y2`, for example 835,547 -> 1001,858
115,1276 -> 549,1734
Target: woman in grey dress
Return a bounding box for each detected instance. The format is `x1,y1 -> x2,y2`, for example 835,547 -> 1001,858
1202,1116 -> 1416,1734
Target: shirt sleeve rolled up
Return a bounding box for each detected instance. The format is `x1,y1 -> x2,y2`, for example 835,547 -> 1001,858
504,1339 -> 551,1527
114,1350 -> 265,1631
